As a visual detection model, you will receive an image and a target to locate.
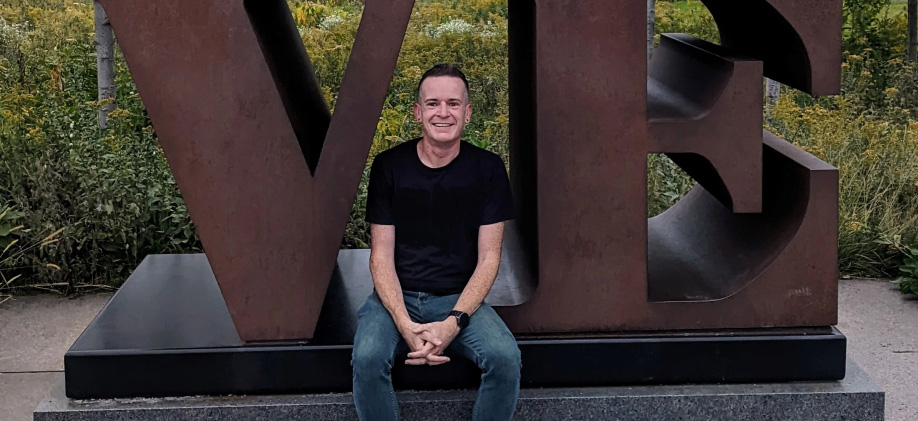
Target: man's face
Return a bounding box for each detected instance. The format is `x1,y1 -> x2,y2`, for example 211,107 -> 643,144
414,76 -> 472,145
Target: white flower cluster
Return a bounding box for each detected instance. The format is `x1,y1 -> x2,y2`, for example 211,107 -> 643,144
426,18 -> 475,38
319,15 -> 345,30
479,20 -> 498,38
0,17 -> 29,56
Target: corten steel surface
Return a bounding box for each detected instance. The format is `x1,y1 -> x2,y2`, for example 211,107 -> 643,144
97,0 -> 416,341
700,0 -> 842,96
648,34 -> 763,213
494,0 -> 841,333
104,0 -> 841,340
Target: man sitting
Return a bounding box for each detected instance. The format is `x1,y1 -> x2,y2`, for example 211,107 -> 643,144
351,64 -> 521,421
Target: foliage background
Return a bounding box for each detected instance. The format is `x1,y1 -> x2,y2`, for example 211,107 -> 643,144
1,0 -> 917,295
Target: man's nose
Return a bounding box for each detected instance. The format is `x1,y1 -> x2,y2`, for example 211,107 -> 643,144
436,102 -> 449,116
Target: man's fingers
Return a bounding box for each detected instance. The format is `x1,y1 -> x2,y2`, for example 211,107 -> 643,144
426,354 -> 450,364
406,356 -> 450,366
411,324 -> 427,334
417,331 -> 443,346
407,342 -> 434,359
430,345 -> 447,357
409,337 -> 427,352
402,331 -> 426,352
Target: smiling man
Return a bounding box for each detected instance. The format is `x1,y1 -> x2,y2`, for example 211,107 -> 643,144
351,64 -> 520,421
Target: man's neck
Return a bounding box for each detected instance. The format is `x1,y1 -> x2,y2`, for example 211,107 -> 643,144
417,137 -> 461,168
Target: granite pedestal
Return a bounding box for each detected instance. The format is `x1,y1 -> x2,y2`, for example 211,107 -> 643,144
36,358 -> 883,420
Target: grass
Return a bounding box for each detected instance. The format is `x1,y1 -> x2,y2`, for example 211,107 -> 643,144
888,1 -> 907,18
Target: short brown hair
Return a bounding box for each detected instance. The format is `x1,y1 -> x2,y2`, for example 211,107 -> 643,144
417,64 -> 469,102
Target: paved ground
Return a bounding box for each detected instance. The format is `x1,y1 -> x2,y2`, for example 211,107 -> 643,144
0,294 -> 112,421
1,280 -> 916,421
839,279 -> 918,421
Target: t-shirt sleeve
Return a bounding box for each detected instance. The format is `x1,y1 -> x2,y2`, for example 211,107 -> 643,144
480,155 -> 516,225
365,155 -> 395,225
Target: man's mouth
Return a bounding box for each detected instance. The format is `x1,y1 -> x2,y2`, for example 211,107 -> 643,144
432,123 -> 453,128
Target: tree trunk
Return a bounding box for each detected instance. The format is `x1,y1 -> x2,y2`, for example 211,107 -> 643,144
908,0 -> 917,61
647,0 -> 656,61
94,1 -> 115,129
765,78 -> 780,124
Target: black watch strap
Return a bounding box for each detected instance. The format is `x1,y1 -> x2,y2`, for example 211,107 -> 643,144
449,310 -> 470,330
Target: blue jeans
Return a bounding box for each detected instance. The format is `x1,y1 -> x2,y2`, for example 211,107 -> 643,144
352,290 -> 521,421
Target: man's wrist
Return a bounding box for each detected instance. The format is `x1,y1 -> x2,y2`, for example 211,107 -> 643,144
449,310 -> 470,330
394,314 -> 413,330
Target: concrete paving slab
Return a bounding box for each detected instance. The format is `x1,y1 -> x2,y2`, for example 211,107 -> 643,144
839,279 -> 918,421
0,294 -> 111,372
2,372 -> 61,421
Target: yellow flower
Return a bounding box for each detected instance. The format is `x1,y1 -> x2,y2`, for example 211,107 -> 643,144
847,221 -> 863,232
800,145 -> 826,159
107,108 -> 131,119
27,126 -> 44,143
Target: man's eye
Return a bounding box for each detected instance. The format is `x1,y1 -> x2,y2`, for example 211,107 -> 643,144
449,102 -> 460,107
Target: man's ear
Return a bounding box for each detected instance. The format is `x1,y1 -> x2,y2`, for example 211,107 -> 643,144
413,102 -> 421,122
465,103 -> 472,123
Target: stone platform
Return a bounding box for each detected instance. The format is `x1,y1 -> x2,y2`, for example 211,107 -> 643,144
64,253 -> 847,399
36,359 -> 883,421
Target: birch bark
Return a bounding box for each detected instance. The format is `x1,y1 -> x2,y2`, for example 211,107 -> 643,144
94,1 -> 115,129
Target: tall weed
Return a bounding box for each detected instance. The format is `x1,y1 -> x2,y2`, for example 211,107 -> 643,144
1,2 -> 199,292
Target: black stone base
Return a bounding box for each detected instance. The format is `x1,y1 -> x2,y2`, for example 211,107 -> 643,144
64,253 -> 846,399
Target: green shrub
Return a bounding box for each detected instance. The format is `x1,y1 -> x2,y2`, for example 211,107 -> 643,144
655,0 -> 718,44
769,93 -> 918,277
1,2 -> 200,292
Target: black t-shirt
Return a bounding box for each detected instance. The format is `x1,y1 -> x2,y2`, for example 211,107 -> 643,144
365,138 -> 515,295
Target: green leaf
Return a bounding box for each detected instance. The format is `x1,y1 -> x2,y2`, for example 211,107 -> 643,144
0,224 -> 23,237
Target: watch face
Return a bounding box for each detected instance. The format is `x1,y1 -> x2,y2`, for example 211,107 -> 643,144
452,311 -> 470,329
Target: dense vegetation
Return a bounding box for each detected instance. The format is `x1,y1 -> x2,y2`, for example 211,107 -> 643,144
1,0 -> 917,297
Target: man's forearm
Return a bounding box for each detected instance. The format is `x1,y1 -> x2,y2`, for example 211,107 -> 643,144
453,222 -> 505,316
452,256 -> 500,315
370,256 -> 412,328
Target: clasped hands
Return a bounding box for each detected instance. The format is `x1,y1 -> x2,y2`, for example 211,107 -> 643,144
399,318 -> 460,366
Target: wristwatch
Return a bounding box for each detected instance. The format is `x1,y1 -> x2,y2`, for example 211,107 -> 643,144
449,310 -> 470,330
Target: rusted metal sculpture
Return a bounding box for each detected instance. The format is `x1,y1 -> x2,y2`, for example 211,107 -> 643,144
96,0 -> 415,340
497,0 -> 840,333
97,0 -> 841,341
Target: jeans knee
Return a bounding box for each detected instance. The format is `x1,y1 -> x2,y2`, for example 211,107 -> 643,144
481,344 -> 521,382
352,344 -> 393,377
